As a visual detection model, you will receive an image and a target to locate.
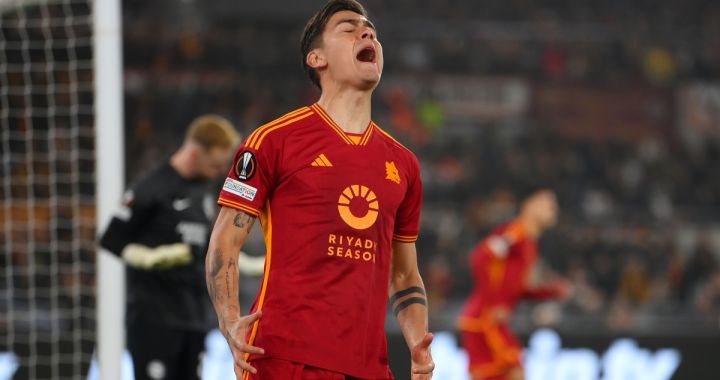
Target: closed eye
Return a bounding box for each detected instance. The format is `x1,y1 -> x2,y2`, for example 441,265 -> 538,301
336,18 -> 374,33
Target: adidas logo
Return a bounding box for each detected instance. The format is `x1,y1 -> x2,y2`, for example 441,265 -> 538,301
311,153 -> 333,167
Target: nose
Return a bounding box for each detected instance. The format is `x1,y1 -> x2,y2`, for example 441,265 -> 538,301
360,27 -> 375,41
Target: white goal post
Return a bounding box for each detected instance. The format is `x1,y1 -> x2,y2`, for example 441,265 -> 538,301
93,0 -> 124,379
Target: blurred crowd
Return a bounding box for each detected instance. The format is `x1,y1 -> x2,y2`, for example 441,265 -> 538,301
119,0 -> 720,333
416,129 -> 720,333
369,0 -> 720,85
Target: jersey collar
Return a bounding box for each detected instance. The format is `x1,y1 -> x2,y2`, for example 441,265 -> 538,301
311,103 -> 375,146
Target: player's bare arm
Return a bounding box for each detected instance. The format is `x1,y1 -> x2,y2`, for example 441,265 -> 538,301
206,206 -> 264,377
389,241 -> 434,379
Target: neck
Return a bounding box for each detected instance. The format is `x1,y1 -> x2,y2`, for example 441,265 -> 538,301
170,145 -> 195,179
518,215 -> 542,239
317,85 -> 373,134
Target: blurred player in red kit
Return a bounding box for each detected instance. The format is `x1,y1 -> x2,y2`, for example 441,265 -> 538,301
205,1 -> 434,379
459,190 -> 572,380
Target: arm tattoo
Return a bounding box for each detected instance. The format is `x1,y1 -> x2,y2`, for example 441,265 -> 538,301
232,211 -> 252,230
390,286 -> 427,317
389,286 -> 426,305
225,260 -> 237,299
206,248 -> 223,302
393,297 -> 427,317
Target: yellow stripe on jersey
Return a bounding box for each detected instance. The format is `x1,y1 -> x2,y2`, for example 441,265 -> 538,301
458,314 -> 495,332
311,103 -> 376,146
393,233 -> 418,243
245,107 -> 311,149
218,198 -> 261,217
311,104 -> 355,145
246,106 -> 310,148
311,154 -> 334,167
244,202 -> 273,363
318,153 -> 333,167
249,111 -> 313,150
374,124 -> 414,154
359,123 -> 375,146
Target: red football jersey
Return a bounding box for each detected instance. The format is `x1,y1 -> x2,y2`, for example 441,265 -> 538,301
218,104 -> 422,378
459,222 -> 538,329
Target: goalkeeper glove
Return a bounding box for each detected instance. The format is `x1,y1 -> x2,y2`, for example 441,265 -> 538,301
237,251 -> 265,276
121,243 -> 193,270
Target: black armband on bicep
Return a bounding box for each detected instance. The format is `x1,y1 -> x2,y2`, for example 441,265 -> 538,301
393,297 -> 427,317
390,286 -> 427,317
389,286 -> 426,305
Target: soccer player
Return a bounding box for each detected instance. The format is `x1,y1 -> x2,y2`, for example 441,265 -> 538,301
458,190 -> 571,380
205,1 -> 434,379
99,115 -> 240,380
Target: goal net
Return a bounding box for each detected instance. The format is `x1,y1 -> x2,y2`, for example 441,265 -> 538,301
0,0 -> 96,378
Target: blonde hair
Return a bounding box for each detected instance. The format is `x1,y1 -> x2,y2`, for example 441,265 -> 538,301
185,115 -> 240,149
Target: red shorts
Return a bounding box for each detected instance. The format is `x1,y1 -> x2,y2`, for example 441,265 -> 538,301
460,324 -> 522,380
243,358 -> 392,380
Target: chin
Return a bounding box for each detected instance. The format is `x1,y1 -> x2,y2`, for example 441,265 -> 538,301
356,81 -> 379,92
358,74 -> 381,89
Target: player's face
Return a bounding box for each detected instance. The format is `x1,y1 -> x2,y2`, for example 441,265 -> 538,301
315,10 -> 384,90
536,192 -> 559,228
195,146 -> 234,179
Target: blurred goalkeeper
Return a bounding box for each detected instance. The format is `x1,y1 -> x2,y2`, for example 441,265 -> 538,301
100,115 -> 240,380
459,190 -> 572,380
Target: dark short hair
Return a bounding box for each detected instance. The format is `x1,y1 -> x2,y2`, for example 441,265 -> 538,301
300,0 -> 368,89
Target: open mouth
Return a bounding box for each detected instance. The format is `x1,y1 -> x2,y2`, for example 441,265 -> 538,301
356,47 -> 376,63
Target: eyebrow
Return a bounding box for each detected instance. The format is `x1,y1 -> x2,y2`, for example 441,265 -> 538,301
336,18 -> 376,31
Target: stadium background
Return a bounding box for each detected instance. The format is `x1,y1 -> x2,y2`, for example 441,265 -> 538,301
2,0 -> 720,379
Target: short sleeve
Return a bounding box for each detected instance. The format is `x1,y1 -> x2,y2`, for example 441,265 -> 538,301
217,138 -> 278,217
393,156 -> 422,243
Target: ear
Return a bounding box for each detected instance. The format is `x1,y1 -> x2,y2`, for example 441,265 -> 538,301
306,48 -> 327,70
188,144 -> 199,160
